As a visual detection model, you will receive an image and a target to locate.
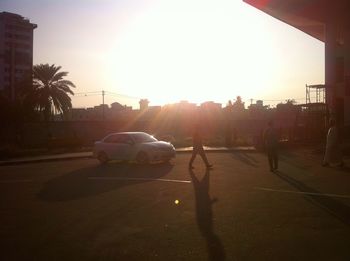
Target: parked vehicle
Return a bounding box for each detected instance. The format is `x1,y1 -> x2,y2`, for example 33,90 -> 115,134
93,132 -> 176,164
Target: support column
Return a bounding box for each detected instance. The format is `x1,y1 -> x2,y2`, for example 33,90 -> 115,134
325,22 -> 337,116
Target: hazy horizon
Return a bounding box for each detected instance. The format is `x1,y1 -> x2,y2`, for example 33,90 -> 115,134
1,0 -> 325,109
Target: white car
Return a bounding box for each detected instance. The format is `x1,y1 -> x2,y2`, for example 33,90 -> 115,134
93,132 -> 176,164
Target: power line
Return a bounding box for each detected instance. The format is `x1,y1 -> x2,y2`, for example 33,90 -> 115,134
73,89 -> 311,106
74,93 -> 101,97
74,91 -> 141,101
104,91 -> 141,99
244,97 -> 305,102
75,91 -> 101,95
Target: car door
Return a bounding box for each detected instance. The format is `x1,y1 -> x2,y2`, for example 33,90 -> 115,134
113,134 -> 135,160
102,134 -> 122,159
116,134 -> 135,160
102,134 -> 135,160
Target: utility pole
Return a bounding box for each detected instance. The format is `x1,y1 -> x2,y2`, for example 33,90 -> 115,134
102,90 -> 105,120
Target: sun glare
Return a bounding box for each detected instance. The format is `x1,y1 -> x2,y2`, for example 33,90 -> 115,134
107,0 -> 276,106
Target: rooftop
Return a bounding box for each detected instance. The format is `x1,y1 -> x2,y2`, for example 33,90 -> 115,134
0,11 -> 37,29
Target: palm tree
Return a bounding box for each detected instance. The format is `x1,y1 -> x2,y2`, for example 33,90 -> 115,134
30,63 -> 75,121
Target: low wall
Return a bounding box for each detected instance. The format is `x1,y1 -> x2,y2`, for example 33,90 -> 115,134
0,119 -> 323,149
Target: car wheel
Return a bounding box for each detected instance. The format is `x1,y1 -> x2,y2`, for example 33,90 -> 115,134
98,151 -> 109,164
136,151 -> 149,164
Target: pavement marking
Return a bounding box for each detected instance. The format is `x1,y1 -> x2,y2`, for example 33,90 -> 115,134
255,187 -> 350,199
88,177 -> 191,184
0,179 -> 32,183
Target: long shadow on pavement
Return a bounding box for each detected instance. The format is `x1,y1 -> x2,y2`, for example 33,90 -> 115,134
334,166 -> 350,173
39,162 -> 173,201
189,169 -> 226,261
279,153 -> 311,171
275,170 -> 350,227
231,151 -> 258,168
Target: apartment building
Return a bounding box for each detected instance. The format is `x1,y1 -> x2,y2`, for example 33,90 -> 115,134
0,12 -> 37,100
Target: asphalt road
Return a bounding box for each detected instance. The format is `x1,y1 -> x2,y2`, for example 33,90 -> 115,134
1,151 -> 350,261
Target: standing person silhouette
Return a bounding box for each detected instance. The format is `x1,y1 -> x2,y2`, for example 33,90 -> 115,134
264,120 -> 279,172
189,124 -> 213,169
323,118 -> 344,167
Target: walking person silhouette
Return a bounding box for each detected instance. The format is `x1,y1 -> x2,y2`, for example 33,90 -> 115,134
189,124 -> 213,169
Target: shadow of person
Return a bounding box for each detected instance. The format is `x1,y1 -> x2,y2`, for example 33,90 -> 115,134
231,151 -> 258,167
241,152 -> 258,163
274,170 -> 350,227
189,169 -> 226,261
38,162 -> 173,201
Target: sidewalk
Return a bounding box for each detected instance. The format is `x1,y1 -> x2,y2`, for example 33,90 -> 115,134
0,146 -> 256,166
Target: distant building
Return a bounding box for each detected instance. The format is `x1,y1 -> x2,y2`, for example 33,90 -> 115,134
70,108 -> 88,121
200,101 -> 222,111
86,107 -> 97,120
110,102 -> 132,120
111,102 -> 125,111
139,99 -> 149,111
200,101 -> 222,117
248,100 -> 270,120
66,102 -> 134,121
140,105 -> 161,119
148,105 -> 162,112
173,100 -> 198,111
248,100 -> 267,110
0,12 -> 37,100
94,104 -> 109,120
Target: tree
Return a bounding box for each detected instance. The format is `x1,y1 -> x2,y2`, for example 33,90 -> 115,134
285,99 -> 296,105
233,96 -> 245,110
28,64 -> 75,121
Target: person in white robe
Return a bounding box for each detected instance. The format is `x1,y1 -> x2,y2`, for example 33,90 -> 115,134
323,118 -> 344,167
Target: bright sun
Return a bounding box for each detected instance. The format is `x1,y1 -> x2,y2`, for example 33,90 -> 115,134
107,0 -> 279,106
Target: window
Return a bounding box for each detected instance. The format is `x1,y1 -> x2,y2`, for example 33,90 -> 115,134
104,134 -> 133,144
104,134 -> 120,143
13,34 -> 30,41
119,135 -> 133,144
5,24 -> 29,33
15,52 -> 31,65
132,133 -> 157,143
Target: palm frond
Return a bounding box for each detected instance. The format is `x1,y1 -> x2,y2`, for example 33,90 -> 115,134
53,83 -> 75,95
56,80 -> 76,88
51,71 -> 68,82
26,63 -> 76,121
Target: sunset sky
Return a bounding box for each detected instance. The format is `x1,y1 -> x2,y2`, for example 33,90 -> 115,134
1,0 -> 325,108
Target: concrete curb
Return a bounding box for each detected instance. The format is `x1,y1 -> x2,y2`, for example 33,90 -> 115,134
0,147 -> 256,166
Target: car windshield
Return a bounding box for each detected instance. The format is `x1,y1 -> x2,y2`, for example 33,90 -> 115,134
132,133 -> 157,143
